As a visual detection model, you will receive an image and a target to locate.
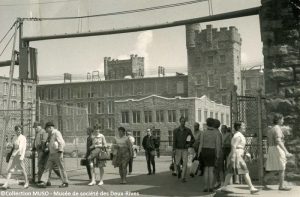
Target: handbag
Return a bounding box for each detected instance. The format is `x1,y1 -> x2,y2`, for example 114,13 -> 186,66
80,158 -> 88,166
98,148 -> 110,161
6,147 -> 14,163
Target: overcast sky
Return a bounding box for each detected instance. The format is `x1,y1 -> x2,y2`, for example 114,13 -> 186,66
0,0 -> 262,82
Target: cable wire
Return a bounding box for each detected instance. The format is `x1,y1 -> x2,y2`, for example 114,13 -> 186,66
22,0 -> 208,21
0,0 -> 79,7
0,24 -> 19,57
0,21 -> 17,47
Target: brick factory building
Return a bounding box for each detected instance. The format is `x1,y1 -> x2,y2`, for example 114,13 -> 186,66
114,95 -> 230,151
36,24 -> 245,138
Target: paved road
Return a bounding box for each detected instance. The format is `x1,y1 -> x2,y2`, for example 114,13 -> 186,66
0,156 -> 299,197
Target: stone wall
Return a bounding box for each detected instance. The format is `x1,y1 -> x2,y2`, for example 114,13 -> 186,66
260,0 -> 300,171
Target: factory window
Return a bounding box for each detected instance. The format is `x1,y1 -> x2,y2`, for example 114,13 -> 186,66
108,118 -> 114,129
3,82 -> 8,95
156,110 -> 164,122
221,95 -> 228,105
220,55 -> 226,64
221,113 -> 224,125
144,111 -> 153,123
168,130 -> 173,146
133,111 -> 141,123
107,100 -> 114,114
121,111 -> 129,123
208,74 -> 214,87
57,87 -> 63,100
168,110 -> 176,122
97,101 -> 104,114
198,109 -> 201,122
133,131 -> 141,146
220,76 -> 227,89
12,84 -> 17,96
180,109 -> 189,121
210,111 -> 214,118
215,112 -> 218,120
204,110 -> 208,120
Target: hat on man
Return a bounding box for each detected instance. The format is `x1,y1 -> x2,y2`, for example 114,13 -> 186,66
33,121 -> 41,128
44,121 -> 55,129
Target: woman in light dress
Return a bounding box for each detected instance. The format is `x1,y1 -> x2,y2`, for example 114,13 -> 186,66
2,125 -> 29,189
219,122 -> 259,194
263,113 -> 293,191
112,127 -> 133,184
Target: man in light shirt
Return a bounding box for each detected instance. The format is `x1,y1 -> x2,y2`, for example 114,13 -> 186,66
33,121 -> 60,186
127,131 -> 135,175
43,121 -> 69,188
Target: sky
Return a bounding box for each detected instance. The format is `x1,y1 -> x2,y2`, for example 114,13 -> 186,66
0,0 -> 263,83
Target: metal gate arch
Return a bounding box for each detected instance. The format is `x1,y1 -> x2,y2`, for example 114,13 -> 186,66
231,88 -> 265,184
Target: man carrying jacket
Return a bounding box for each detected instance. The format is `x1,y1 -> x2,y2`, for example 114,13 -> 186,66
44,122 -> 69,188
142,128 -> 159,175
173,116 -> 195,183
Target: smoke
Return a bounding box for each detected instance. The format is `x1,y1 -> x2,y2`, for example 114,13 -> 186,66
117,31 -> 153,75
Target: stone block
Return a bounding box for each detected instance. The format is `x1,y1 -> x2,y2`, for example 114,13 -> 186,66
269,68 -> 293,81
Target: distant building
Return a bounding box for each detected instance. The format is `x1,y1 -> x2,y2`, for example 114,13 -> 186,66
37,75 -> 188,131
37,24 -> 244,136
241,68 -> 264,96
0,76 -> 36,135
186,24 -> 242,105
104,54 -> 144,80
114,95 -> 230,151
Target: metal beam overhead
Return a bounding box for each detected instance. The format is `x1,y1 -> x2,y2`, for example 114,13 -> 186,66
22,7 -> 260,42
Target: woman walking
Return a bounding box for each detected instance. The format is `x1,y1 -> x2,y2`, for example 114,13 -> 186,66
2,125 -> 29,189
263,113 -> 293,191
84,127 -> 93,181
219,122 -> 259,194
87,125 -> 107,186
112,127 -> 133,184
198,118 -> 221,192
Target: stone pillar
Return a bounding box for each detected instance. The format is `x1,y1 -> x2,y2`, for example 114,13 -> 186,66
260,0 -> 300,170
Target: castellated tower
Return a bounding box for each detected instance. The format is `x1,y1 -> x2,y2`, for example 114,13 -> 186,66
186,24 -> 242,105
104,55 -> 144,80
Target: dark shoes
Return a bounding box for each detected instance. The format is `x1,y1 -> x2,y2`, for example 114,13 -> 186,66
190,173 -> 195,178
181,178 -> 186,183
177,170 -> 182,179
46,182 -> 51,186
172,172 -> 177,176
203,188 -> 214,193
147,172 -> 152,175
59,183 -> 69,188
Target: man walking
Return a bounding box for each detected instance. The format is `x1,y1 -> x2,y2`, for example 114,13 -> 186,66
33,122 -> 61,186
127,131 -> 135,175
44,122 -> 69,188
142,128 -> 159,175
173,116 -> 195,183
213,119 -> 224,189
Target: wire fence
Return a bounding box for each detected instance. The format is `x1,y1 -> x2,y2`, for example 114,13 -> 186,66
0,108 -> 34,178
37,100 -> 89,174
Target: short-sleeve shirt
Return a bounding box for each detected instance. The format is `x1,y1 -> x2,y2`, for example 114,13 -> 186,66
267,125 -> 284,146
231,131 -> 246,150
92,133 -> 106,147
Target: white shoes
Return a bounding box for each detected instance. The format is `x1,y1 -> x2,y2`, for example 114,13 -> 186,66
88,181 -> 96,186
98,181 -> 104,186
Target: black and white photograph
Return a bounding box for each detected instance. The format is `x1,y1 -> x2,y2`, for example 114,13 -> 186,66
0,0 -> 299,196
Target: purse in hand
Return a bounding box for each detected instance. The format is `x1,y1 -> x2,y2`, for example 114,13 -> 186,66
98,148 -> 110,161
80,158 -> 88,166
6,148 -> 14,163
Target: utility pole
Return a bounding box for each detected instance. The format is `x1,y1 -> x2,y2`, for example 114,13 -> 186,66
0,20 -> 18,174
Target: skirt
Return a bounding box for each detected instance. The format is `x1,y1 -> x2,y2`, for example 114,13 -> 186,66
265,146 -> 286,171
227,150 -> 249,175
201,148 -> 216,167
113,147 -> 131,168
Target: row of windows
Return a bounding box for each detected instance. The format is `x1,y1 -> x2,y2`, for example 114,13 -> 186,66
195,74 -> 227,89
89,117 -> 115,130
197,109 -> 230,125
2,100 -> 33,110
121,109 -> 189,124
3,83 -> 33,98
206,55 -> 226,64
39,81 -> 185,100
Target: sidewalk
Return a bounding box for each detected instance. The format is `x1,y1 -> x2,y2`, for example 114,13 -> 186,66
0,156 -> 298,197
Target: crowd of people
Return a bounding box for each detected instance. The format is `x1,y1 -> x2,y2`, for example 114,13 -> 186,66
2,112 -> 293,194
